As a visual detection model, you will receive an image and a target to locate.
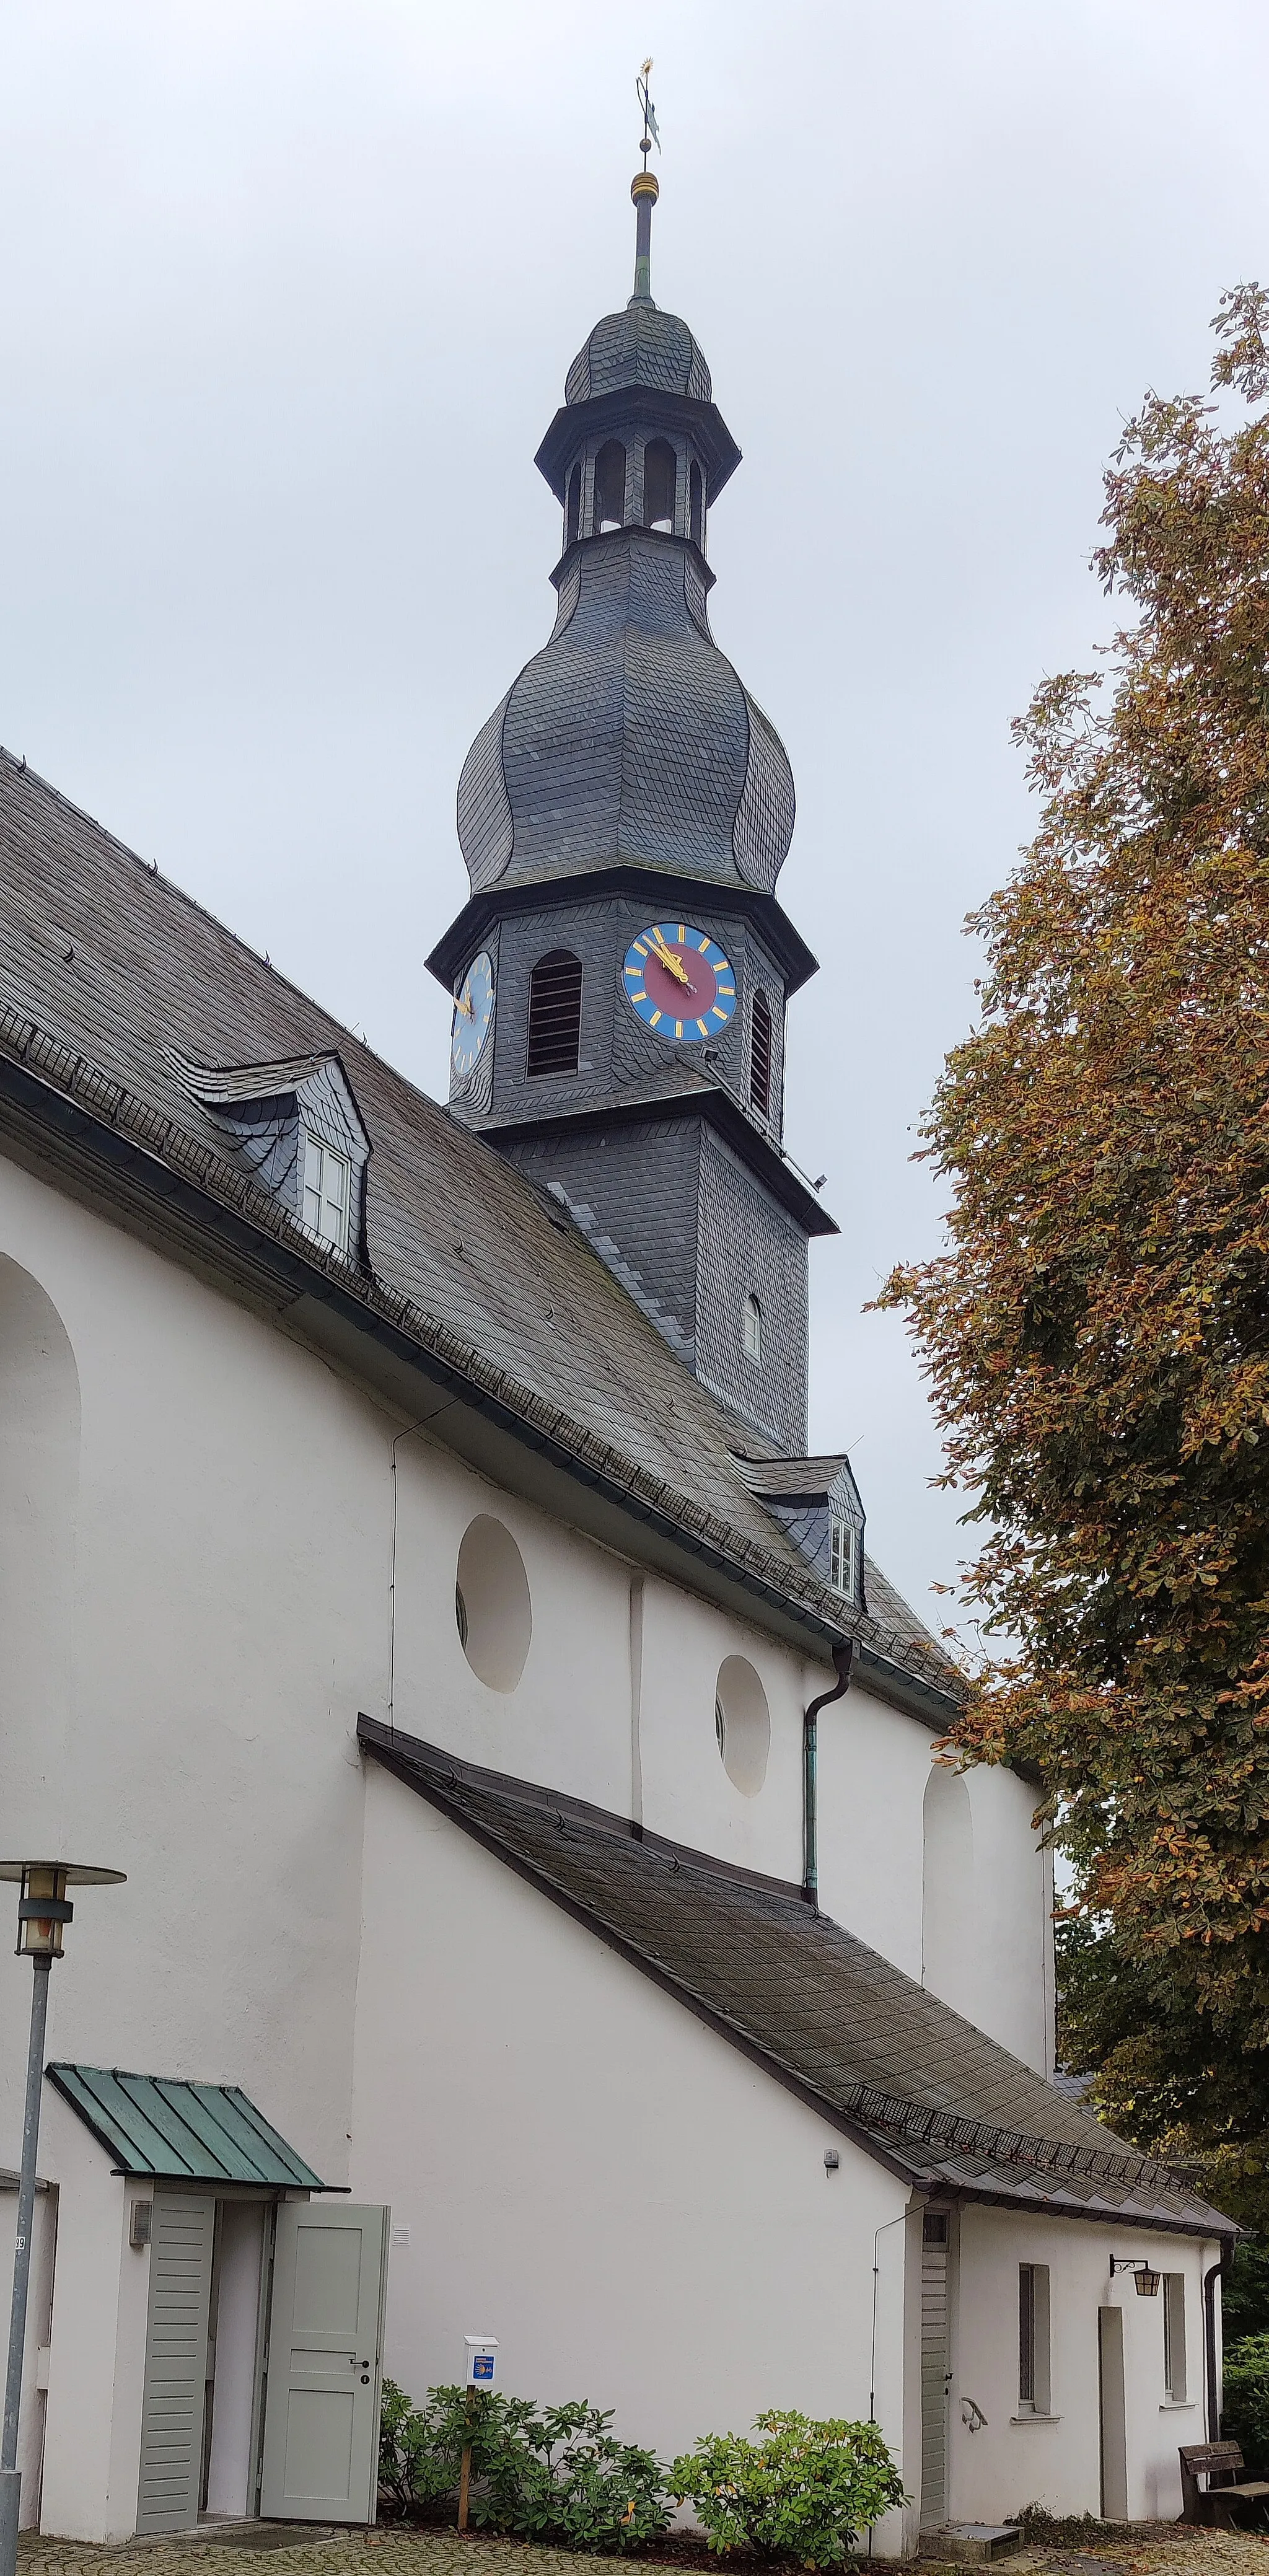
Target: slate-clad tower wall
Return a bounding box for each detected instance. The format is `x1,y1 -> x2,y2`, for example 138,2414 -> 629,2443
427,168 -> 833,1456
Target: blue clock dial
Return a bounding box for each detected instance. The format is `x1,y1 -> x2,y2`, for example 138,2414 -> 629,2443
450,949 -> 495,1080
623,923 -> 737,1042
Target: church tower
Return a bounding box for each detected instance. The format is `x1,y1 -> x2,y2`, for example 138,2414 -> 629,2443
427,153 -> 834,1457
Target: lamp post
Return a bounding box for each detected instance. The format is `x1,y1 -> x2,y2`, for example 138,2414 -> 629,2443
0,1861 -> 125,2576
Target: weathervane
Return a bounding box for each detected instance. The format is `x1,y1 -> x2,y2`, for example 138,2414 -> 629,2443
636,58 -> 661,160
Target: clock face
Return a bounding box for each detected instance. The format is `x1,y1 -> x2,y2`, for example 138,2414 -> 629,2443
450,949 -> 495,1081
623,922 -> 737,1042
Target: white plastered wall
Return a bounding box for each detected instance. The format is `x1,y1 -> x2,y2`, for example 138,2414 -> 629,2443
950,2206 -> 1218,2524
817,1677 -> 1053,2074
349,1763 -> 919,2554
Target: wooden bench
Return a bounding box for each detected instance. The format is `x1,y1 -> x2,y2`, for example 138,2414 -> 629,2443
1179,2441 -> 1269,2526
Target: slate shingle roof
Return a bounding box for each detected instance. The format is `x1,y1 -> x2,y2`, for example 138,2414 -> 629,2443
360,1718 -> 1232,2241
0,750 -> 948,1697
455,535 -> 796,899
564,302 -> 713,406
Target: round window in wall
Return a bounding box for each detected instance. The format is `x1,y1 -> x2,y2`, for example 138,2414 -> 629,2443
455,1514 -> 532,1692
714,1655 -> 770,1796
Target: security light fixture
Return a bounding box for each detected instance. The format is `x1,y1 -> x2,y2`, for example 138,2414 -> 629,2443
1110,2254 -> 1161,2297
823,2148 -> 840,2172
0,1858 -> 125,2576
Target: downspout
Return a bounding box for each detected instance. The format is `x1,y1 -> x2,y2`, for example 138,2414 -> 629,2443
1205,2247 -> 1231,2440
803,1639 -> 854,1906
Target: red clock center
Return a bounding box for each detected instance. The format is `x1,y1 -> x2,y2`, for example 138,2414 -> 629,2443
644,944 -> 719,1016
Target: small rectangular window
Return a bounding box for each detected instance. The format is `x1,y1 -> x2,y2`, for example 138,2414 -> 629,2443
1164,2273 -> 1187,2402
830,1519 -> 859,1602
302,1132 -> 351,1254
1019,2262 -> 1051,2413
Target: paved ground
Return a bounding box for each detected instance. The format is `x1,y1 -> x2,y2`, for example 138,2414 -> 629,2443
13,2525 -> 1269,2576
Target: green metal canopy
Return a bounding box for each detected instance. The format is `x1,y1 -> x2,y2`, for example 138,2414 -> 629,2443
47,2064 -> 325,2187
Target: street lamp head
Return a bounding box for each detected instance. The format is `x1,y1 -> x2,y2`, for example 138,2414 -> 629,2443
0,1862 -> 126,1959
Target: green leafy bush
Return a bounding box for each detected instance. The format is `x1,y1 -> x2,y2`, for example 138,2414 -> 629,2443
377,2380 -> 667,2549
478,2398 -> 668,2550
379,2380 -> 493,2519
1223,2335 -> 1269,2482
669,2411 -> 905,2564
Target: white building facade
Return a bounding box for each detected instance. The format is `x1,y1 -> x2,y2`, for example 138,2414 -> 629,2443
0,155 -> 1231,2559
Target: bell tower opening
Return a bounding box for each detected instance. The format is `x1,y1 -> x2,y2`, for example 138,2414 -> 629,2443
594,441 -> 626,532
643,439 -> 676,533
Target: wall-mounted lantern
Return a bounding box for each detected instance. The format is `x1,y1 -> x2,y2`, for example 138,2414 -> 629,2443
1110,2254 -> 1161,2297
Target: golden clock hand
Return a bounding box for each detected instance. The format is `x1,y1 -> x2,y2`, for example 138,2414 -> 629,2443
455,990 -> 473,1018
649,931 -> 695,990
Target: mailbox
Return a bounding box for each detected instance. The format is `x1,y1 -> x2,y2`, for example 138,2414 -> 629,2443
465,2335 -> 498,2389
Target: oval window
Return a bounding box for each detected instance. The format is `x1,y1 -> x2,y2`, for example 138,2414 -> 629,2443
455,1514 -> 532,1692
714,1655 -> 770,1796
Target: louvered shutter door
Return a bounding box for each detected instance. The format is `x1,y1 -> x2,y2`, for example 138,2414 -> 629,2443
920,2228 -> 949,2531
136,2192 -> 216,2532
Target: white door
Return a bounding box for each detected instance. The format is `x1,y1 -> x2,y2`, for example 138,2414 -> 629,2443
260,2203 -> 389,2523
920,2213 -> 951,2531
136,2192 -> 217,2534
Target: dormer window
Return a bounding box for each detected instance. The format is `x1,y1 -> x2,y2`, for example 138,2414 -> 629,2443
167,1047 -> 370,1267
738,1453 -> 866,1612
302,1132 -> 351,1253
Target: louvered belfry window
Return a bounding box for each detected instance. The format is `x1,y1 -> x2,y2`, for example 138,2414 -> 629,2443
750,990 -> 773,1117
527,949 -> 583,1076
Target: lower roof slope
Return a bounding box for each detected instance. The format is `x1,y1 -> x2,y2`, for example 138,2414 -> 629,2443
359,1717 -> 1232,2243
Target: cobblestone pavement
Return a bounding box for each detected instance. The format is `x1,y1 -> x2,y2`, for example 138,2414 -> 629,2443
12,2527 -> 1269,2576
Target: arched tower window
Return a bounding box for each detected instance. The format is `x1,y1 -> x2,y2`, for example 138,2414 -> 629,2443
526,949 -> 583,1076
565,464 -> 582,548
689,459 -> 704,551
643,439 -> 676,534
593,441 -> 626,534
750,990 -> 773,1119
743,1292 -> 763,1364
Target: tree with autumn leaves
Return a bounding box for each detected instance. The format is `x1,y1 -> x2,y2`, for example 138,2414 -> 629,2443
880,284 -> 1269,2225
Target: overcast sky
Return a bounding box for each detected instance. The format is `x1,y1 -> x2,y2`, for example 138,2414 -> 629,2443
1,0 -> 1264,1632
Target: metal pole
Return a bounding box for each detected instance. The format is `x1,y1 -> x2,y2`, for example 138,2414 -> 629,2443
0,1954 -> 51,2576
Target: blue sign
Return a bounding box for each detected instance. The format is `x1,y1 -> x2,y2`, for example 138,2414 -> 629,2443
472,2354 -> 494,2381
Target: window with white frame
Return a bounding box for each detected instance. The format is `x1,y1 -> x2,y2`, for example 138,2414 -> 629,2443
830,1518 -> 860,1602
1018,2262 -> 1051,2414
1164,2273 -> 1187,2402
302,1132 -> 352,1254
